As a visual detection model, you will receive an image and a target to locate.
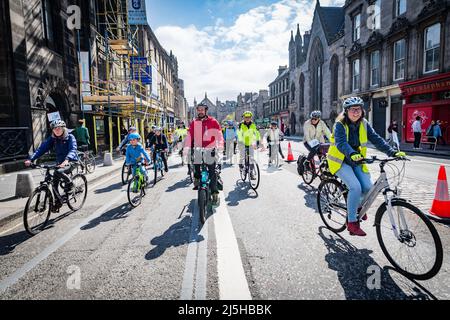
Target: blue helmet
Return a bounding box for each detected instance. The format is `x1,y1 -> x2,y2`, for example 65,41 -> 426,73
128,133 -> 141,140
343,97 -> 364,111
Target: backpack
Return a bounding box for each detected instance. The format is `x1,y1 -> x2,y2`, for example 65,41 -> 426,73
297,155 -> 307,176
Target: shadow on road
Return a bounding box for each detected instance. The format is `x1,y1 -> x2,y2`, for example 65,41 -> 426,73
225,181 -> 258,207
94,182 -> 123,194
145,200 -> 204,260
166,177 -> 192,193
81,203 -> 131,230
298,183 -> 319,213
318,226 -> 436,300
0,229 -> 31,256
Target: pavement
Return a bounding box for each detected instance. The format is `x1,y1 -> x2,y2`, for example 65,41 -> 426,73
0,156 -> 124,227
0,143 -> 449,300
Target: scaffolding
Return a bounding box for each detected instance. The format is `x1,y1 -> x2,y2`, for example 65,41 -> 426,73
80,0 -> 162,153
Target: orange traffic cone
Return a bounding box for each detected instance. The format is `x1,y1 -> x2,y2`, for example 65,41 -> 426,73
286,142 -> 295,163
429,166 -> 450,219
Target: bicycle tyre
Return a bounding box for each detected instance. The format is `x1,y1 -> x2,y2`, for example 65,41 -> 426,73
67,174 -> 88,211
317,179 -> 348,233
86,153 -> 96,174
198,189 -> 208,225
375,199 -> 443,280
23,186 -> 52,236
128,176 -> 144,207
250,163 -> 260,190
301,160 -> 315,185
122,163 -> 131,185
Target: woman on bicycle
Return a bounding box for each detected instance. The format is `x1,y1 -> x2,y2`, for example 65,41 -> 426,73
148,127 -> 169,172
25,120 -> 78,212
303,110 -> 331,162
327,97 -> 406,236
125,133 -> 151,186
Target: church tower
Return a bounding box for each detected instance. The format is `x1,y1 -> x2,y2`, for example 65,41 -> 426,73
289,31 -> 295,70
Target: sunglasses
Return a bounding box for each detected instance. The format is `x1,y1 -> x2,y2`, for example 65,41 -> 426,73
312,118 -> 319,121
349,108 -> 363,113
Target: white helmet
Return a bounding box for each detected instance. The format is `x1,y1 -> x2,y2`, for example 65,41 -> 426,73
343,97 -> 364,111
50,120 -> 66,129
310,111 -> 322,119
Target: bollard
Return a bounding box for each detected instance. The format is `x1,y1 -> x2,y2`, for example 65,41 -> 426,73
103,152 -> 114,166
15,172 -> 35,198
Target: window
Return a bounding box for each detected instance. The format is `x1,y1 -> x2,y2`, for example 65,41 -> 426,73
352,59 -> 360,92
393,39 -> 406,81
330,55 -> 339,102
424,24 -> 440,73
370,51 -> 380,87
353,13 -> 361,42
43,0 -> 58,51
394,0 -> 406,17
370,0 -> 381,31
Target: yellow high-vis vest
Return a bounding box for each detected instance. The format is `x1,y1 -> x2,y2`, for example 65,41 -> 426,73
327,119 -> 369,175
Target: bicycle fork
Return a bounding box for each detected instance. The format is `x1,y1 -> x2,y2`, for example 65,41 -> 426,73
383,193 -> 409,241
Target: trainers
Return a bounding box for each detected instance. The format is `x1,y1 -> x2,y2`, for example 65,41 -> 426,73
212,193 -> 219,206
347,222 -> 367,237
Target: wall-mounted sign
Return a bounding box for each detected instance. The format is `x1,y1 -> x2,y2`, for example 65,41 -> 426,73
128,0 -> 147,25
47,112 -> 61,122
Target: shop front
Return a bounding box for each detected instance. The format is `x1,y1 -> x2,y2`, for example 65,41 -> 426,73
400,72 -> 450,144
280,111 -> 290,134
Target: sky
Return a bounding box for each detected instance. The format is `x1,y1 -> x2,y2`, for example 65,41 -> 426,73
146,0 -> 346,105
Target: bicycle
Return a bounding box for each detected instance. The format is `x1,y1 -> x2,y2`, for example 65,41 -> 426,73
127,162 -> 147,207
197,149 -> 222,224
152,150 -> 166,186
239,146 -> 260,191
268,143 -> 281,168
317,156 -> 443,280
299,143 -> 330,185
23,164 -> 88,236
75,145 -> 96,175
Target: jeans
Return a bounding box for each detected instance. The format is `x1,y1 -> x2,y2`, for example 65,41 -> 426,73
335,163 -> 373,223
152,150 -> 168,171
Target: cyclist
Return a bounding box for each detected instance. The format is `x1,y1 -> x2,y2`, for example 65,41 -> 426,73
184,102 -> 224,206
224,121 -> 237,163
264,121 -> 285,166
237,111 -> 261,180
327,97 -> 406,237
25,120 -> 78,212
125,133 -> 151,188
174,123 -> 188,152
117,126 -> 138,154
303,110 -> 332,162
148,127 -> 169,172
146,125 -> 156,149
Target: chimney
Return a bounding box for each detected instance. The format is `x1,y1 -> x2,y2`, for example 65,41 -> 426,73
278,65 -> 288,76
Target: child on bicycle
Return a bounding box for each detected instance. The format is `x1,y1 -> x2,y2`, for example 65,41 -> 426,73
264,121 -> 285,166
148,127 -> 169,172
237,111 -> 262,180
25,120 -> 79,212
327,97 -> 406,237
125,133 -> 151,187
117,126 -> 137,155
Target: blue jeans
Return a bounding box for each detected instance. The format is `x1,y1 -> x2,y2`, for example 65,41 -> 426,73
335,163 -> 373,223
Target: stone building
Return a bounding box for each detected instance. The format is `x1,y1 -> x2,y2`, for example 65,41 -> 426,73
0,0 -> 80,162
342,0 -> 450,142
289,2 -> 345,135
269,66 -> 291,133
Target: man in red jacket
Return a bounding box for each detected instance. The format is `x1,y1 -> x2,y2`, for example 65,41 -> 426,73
185,103 -> 224,206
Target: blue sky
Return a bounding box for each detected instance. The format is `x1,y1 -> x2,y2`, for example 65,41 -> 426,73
146,0 -> 279,29
146,0 -> 346,103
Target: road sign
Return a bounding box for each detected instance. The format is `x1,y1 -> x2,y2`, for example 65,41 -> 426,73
47,112 -> 61,122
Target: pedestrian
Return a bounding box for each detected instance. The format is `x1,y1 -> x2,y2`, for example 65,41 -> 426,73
426,120 -> 437,149
388,120 -> 400,150
436,120 -> 447,146
264,121 -> 285,166
412,116 -> 422,149
73,119 -> 90,150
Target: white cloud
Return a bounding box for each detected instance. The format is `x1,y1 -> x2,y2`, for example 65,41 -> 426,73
155,0 -> 345,104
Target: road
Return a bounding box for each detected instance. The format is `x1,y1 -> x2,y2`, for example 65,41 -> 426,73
0,142 -> 449,300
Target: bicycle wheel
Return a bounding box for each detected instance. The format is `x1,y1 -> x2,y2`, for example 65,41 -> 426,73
122,163 -> 132,185
301,159 -> 315,185
23,186 -> 52,236
85,153 -> 96,174
127,176 -> 144,207
250,163 -> 260,190
75,157 -> 85,175
317,179 -> 348,233
153,165 -> 158,186
67,174 -> 88,211
375,199 -> 443,280
198,189 -> 208,224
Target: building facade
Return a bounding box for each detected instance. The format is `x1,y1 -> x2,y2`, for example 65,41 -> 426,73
269,66 -> 291,133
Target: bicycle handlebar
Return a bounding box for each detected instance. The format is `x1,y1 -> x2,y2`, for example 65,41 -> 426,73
360,156 -> 410,164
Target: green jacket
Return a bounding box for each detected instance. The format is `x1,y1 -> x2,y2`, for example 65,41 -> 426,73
238,122 -> 260,147
73,126 -> 90,146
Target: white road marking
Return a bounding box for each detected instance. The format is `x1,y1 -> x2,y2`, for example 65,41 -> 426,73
194,218 -> 208,300
214,192 -> 251,300
0,185 -> 126,294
